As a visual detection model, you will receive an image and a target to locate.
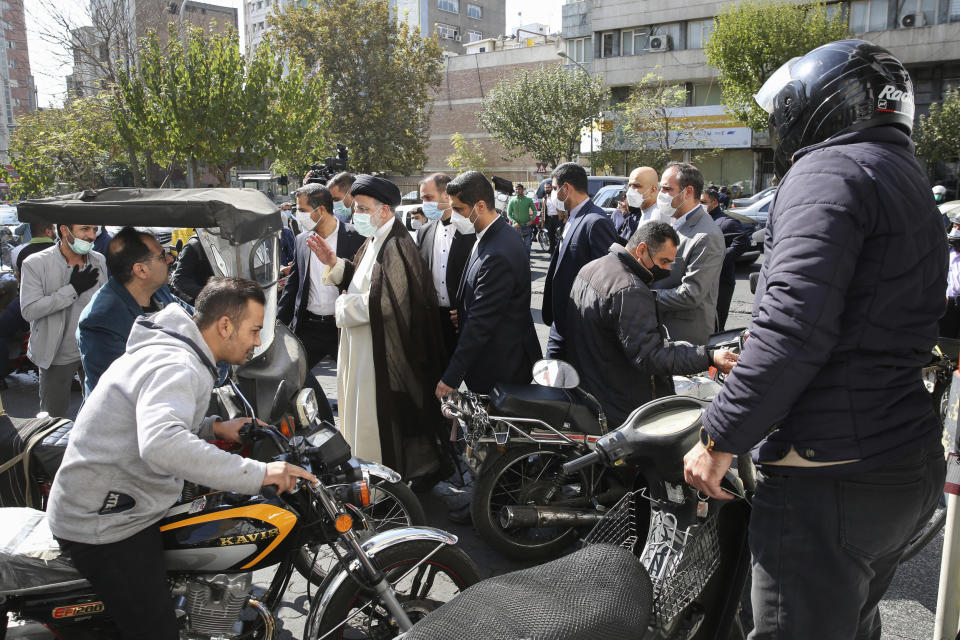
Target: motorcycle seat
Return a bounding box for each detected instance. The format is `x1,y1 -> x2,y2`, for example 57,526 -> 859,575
489,384 -> 603,436
406,543 -> 652,639
0,508 -> 88,596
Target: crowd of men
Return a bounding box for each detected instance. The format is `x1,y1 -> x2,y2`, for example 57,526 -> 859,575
3,38 -> 950,640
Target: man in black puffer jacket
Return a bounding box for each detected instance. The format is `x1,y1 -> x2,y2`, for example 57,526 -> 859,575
684,41 -> 947,640
566,221 -> 738,427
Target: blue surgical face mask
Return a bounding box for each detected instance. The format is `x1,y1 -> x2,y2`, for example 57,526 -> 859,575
66,229 -> 94,255
353,212 -> 377,237
333,200 -> 352,223
421,201 -> 444,221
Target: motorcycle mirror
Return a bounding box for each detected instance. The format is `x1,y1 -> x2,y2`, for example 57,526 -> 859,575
749,272 -> 760,295
531,359 -> 580,389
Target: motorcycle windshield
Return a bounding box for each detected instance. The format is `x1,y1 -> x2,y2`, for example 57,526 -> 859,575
197,229 -> 279,359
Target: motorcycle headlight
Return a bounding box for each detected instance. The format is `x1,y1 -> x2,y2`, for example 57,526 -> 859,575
296,388 -> 319,427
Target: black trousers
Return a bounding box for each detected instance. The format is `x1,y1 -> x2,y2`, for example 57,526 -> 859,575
544,215 -> 560,252
748,440 -> 945,640
296,313 -> 338,423
437,307 -> 458,358
940,297 -> 960,338
716,280 -> 735,332
57,525 -> 178,640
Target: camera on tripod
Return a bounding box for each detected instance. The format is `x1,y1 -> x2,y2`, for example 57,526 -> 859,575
306,144 -> 349,185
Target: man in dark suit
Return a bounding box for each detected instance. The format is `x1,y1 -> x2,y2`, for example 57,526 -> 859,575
278,183 -> 364,419
541,162 -> 618,359
415,173 -> 475,356
701,186 -> 750,331
434,171 -> 541,398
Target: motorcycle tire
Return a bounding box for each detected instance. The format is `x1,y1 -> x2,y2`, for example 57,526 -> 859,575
294,479 -> 426,585
471,445 -> 591,561
306,539 -> 480,639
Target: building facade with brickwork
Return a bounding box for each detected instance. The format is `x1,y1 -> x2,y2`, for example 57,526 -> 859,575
0,0 -> 36,162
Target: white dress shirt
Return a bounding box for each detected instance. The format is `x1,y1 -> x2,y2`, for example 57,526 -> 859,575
431,220 -> 458,307
671,204 -> 702,230
544,194 -> 558,217
307,220 -> 340,316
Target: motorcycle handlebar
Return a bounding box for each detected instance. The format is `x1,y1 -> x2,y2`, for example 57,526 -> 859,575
562,450 -> 600,475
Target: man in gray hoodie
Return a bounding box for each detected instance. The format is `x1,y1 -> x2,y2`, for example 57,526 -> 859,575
47,277 -> 315,640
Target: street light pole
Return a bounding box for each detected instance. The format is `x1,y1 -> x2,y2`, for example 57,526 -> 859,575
557,51 -> 595,174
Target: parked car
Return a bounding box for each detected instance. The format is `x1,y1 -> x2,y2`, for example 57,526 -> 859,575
730,193 -> 774,228
533,175 -> 628,209
592,184 -> 626,217
731,186 -> 777,209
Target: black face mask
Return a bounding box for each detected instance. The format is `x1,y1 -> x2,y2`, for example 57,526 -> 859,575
639,248 -> 671,282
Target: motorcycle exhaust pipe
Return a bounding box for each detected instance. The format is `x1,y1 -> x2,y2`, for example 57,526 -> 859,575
499,505 -> 604,530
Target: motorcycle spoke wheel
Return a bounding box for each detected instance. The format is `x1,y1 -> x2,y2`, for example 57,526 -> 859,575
471,447 -> 586,560
295,480 -> 426,585
308,540 -> 480,640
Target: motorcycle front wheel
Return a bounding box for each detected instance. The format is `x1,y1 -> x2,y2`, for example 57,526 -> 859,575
294,479 -> 427,585
306,539 -> 480,639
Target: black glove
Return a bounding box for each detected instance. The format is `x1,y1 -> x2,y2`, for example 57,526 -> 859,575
69,265 -> 99,295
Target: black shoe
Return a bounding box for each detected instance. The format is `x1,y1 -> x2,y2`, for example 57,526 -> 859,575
447,504 -> 471,524
409,476 -> 439,494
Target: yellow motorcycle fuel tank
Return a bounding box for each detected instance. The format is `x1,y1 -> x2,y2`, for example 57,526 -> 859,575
158,492 -> 299,573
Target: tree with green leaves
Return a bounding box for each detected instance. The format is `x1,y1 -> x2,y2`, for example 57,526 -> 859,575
114,25 -> 324,187
618,72 -> 710,168
1,95 -> 127,198
916,88 -> 960,181
479,65 -> 609,169
446,133 -> 489,174
267,0 -> 443,174
704,0 -> 848,130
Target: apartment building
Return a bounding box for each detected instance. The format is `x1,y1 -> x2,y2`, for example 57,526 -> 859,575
0,0 -> 35,162
562,0 -> 960,191
392,0 -> 507,55
66,0 -> 238,99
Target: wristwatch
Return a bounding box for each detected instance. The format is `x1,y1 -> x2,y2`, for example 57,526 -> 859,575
699,426 -> 717,452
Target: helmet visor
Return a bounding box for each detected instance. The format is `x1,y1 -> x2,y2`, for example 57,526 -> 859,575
754,57 -> 802,114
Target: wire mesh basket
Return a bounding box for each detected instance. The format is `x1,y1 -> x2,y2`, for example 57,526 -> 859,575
583,491 -> 721,628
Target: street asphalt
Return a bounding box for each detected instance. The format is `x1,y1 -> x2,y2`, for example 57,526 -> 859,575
0,239 -> 942,639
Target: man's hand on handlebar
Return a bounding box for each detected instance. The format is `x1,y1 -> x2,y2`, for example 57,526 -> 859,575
683,442 -> 734,501
712,349 -> 739,375
263,461 -> 318,494
214,418 -> 267,444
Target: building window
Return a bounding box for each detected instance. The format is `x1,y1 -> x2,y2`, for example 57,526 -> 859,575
466,30 -> 482,42
601,31 -> 618,58
898,0 -> 939,25
850,0 -> 890,32
686,18 -> 714,49
651,22 -> 682,50
620,28 -> 649,55
438,0 -> 459,14
467,3 -> 482,19
436,23 -> 458,39
951,0 -> 960,20
566,36 -> 592,63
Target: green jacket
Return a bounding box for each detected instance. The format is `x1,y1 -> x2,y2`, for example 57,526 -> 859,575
507,195 -> 536,226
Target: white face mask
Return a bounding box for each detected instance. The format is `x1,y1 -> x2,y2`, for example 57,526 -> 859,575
450,206 -> 478,235
626,188 -> 645,209
411,218 -> 424,231
296,209 -> 318,233
657,191 -> 680,219
552,188 -> 566,213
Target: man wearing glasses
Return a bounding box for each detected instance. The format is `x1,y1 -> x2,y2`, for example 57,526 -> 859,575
77,227 -> 190,396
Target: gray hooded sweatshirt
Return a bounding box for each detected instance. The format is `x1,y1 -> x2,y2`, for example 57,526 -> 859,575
48,304 -> 267,545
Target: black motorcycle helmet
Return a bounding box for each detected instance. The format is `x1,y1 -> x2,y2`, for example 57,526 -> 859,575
755,40 -> 915,178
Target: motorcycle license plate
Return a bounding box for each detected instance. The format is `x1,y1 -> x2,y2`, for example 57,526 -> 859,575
923,368 -> 937,393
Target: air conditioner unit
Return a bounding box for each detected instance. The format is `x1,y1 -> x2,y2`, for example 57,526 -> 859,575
648,35 -> 670,52
455,34 -> 462,41
900,13 -> 926,27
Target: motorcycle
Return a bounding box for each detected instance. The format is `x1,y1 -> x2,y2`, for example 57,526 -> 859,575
0,394 -> 479,640
403,367 -> 754,639
13,189 -> 427,582
441,330 -> 743,561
